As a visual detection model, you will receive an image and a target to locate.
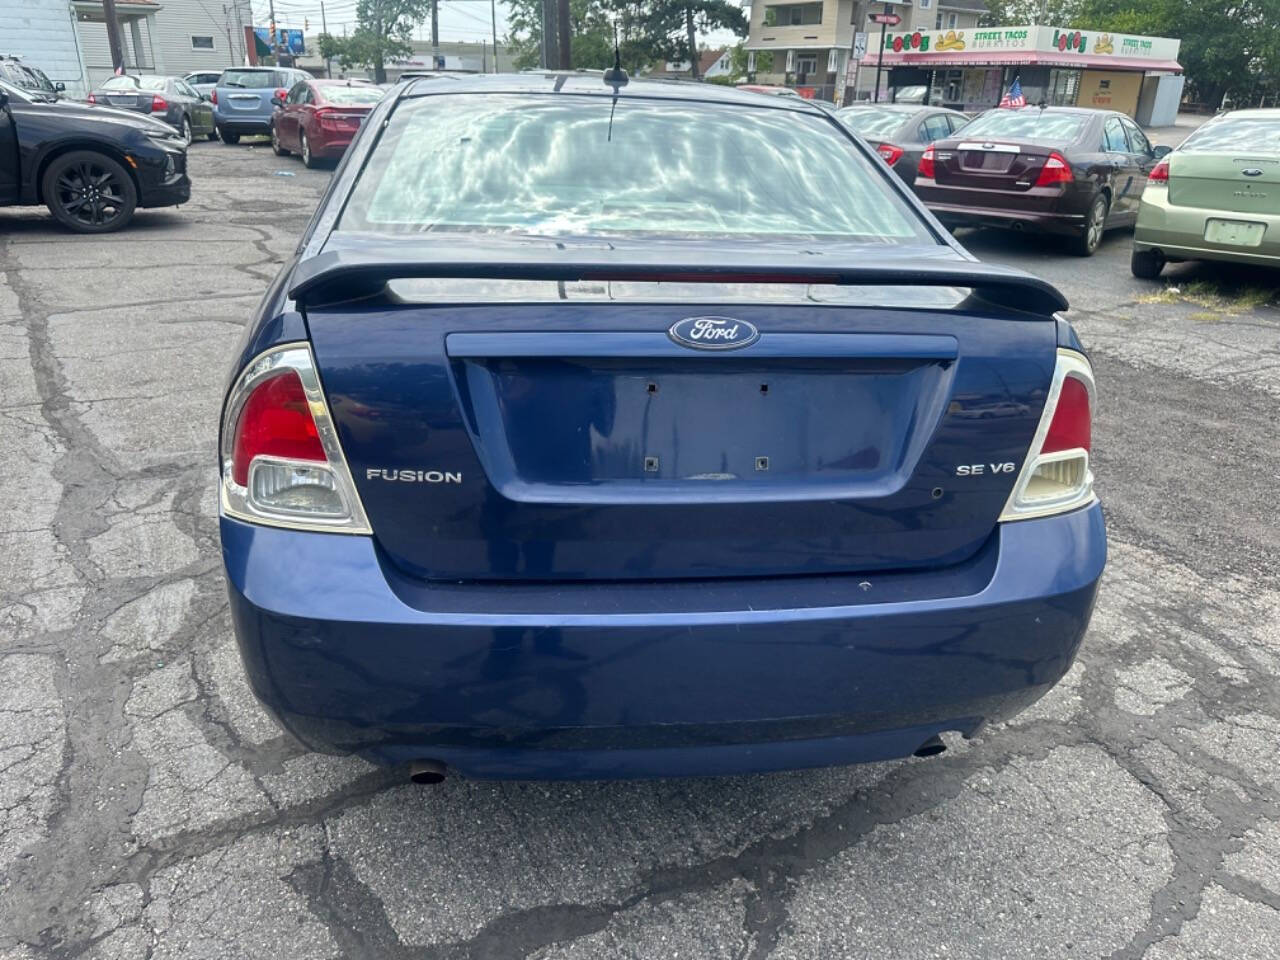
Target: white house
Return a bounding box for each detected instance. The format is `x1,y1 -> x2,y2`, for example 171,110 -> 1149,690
6,0 -> 255,97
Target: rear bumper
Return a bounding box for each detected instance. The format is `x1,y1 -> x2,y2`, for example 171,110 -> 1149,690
1134,192 -> 1280,265
213,115 -> 271,135
915,180 -> 1091,236
221,502 -> 1106,779
311,132 -> 355,157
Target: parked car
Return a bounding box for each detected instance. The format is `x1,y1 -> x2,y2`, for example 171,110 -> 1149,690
0,56 -> 64,103
914,106 -> 1170,255
835,103 -> 970,186
270,78 -> 385,167
1131,109 -> 1280,278
211,66 -> 312,144
0,79 -> 189,232
218,76 -> 1104,782
183,71 -> 222,99
87,74 -> 215,144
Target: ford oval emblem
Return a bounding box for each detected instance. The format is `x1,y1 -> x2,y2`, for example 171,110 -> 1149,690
1242,167 -> 1264,177
668,316 -> 760,351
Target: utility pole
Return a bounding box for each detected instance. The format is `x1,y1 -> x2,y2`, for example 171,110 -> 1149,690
555,0 -> 570,69
268,0 -> 280,65
685,8 -> 698,79
101,0 -> 127,74
431,0 -> 440,69
321,1 -> 330,77
540,0 -> 554,68
490,0 -> 499,72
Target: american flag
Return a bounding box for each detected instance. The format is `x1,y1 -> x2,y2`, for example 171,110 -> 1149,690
999,78 -> 1026,109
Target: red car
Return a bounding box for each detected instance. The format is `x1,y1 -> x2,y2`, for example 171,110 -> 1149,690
270,78 -> 385,167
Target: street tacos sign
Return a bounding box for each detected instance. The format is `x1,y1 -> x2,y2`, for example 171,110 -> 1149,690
879,24 -> 1179,61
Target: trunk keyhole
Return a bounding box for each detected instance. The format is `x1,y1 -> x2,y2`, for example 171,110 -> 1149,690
760,383 -> 769,395
755,456 -> 769,471
644,456 -> 659,473
646,382 -> 658,395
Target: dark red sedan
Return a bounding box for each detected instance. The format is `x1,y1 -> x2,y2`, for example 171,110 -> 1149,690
270,79 -> 385,167
913,106 -> 1167,256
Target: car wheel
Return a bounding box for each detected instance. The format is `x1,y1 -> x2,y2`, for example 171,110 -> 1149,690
271,123 -> 290,156
206,131 -> 219,141
300,130 -> 317,168
181,116 -> 193,145
1130,247 -> 1165,279
1073,194 -> 1108,257
42,150 -> 138,234
219,127 -> 240,145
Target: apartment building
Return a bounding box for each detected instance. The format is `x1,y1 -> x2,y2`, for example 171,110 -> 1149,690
744,0 -> 987,102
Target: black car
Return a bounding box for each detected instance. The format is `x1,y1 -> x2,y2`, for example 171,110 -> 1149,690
0,79 -> 190,232
835,104 -> 970,186
88,74 -> 217,144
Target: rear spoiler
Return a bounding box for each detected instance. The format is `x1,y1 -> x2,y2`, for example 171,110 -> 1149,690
288,246 -> 1069,315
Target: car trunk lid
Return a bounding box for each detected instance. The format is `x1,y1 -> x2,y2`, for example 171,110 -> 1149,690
296,242 -> 1064,582
933,139 -> 1059,191
1167,153 -> 1280,216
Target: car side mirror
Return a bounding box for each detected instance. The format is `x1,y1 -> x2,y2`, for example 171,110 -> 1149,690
55,81 -> 66,92
202,92 -> 213,102
1152,144 -> 1172,159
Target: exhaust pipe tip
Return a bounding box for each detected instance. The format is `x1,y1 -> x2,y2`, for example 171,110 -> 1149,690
408,759 -> 448,785
913,735 -> 947,759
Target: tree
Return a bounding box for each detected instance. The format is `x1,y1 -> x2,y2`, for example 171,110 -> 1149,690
505,0 -> 747,76
979,0 -> 1082,27
1075,0 -> 1280,109
315,0 -> 432,83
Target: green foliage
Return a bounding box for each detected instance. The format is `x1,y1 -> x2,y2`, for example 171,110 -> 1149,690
979,0 -> 1082,28
505,0 -> 747,72
1075,0 -> 1280,108
315,0 -> 432,81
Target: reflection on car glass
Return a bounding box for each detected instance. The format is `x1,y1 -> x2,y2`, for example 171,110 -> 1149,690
1181,118 -> 1280,153
961,111 -> 1086,140
340,95 -> 935,243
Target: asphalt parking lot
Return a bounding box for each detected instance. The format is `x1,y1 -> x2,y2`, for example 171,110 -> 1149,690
1,136 -> 1278,960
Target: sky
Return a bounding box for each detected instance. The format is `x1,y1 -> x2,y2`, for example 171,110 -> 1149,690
249,1 -> 745,49
250,0 -> 512,47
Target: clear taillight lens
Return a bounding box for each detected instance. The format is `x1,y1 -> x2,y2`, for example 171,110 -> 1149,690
1000,349 -> 1096,521
220,344 -> 370,532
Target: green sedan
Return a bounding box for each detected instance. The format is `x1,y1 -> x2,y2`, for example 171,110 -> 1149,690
1131,109 -> 1280,278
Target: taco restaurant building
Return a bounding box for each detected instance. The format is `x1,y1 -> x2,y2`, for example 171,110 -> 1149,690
859,25 -> 1183,125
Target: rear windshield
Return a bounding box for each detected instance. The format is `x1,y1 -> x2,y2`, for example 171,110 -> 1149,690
1180,116 -> 1280,154
2,62 -> 55,95
221,70 -> 282,89
836,107 -> 910,138
959,110 -> 1086,141
338,94 -> 934,244
322,85 -> 384,105
104,76 -> 166,91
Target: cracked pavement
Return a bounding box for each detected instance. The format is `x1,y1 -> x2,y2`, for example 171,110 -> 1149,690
1,139 -> 1278,960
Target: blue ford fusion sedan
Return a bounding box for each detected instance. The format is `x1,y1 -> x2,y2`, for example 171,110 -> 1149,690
219,73 -> 1105,781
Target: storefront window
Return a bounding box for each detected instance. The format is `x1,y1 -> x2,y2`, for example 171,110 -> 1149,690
1047,69 -> 1080,106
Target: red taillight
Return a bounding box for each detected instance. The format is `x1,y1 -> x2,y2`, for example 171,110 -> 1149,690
1034,151 -> 1073,187
230,370 -> 325,486
918,145 -> 936,179
1148,159 -> 1169,184
211,89 -> 217,105
1042,376 -> 1091,453
876,142 -> 904,165
275,87 -> 288,102
87,92 -> 97,104
150,94 -> 168,112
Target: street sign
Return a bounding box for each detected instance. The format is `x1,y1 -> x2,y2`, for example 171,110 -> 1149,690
853,31 -> 868,59
870,13 -> 901,25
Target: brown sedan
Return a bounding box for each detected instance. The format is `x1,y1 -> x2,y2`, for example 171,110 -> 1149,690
913,106 -> 1170,256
